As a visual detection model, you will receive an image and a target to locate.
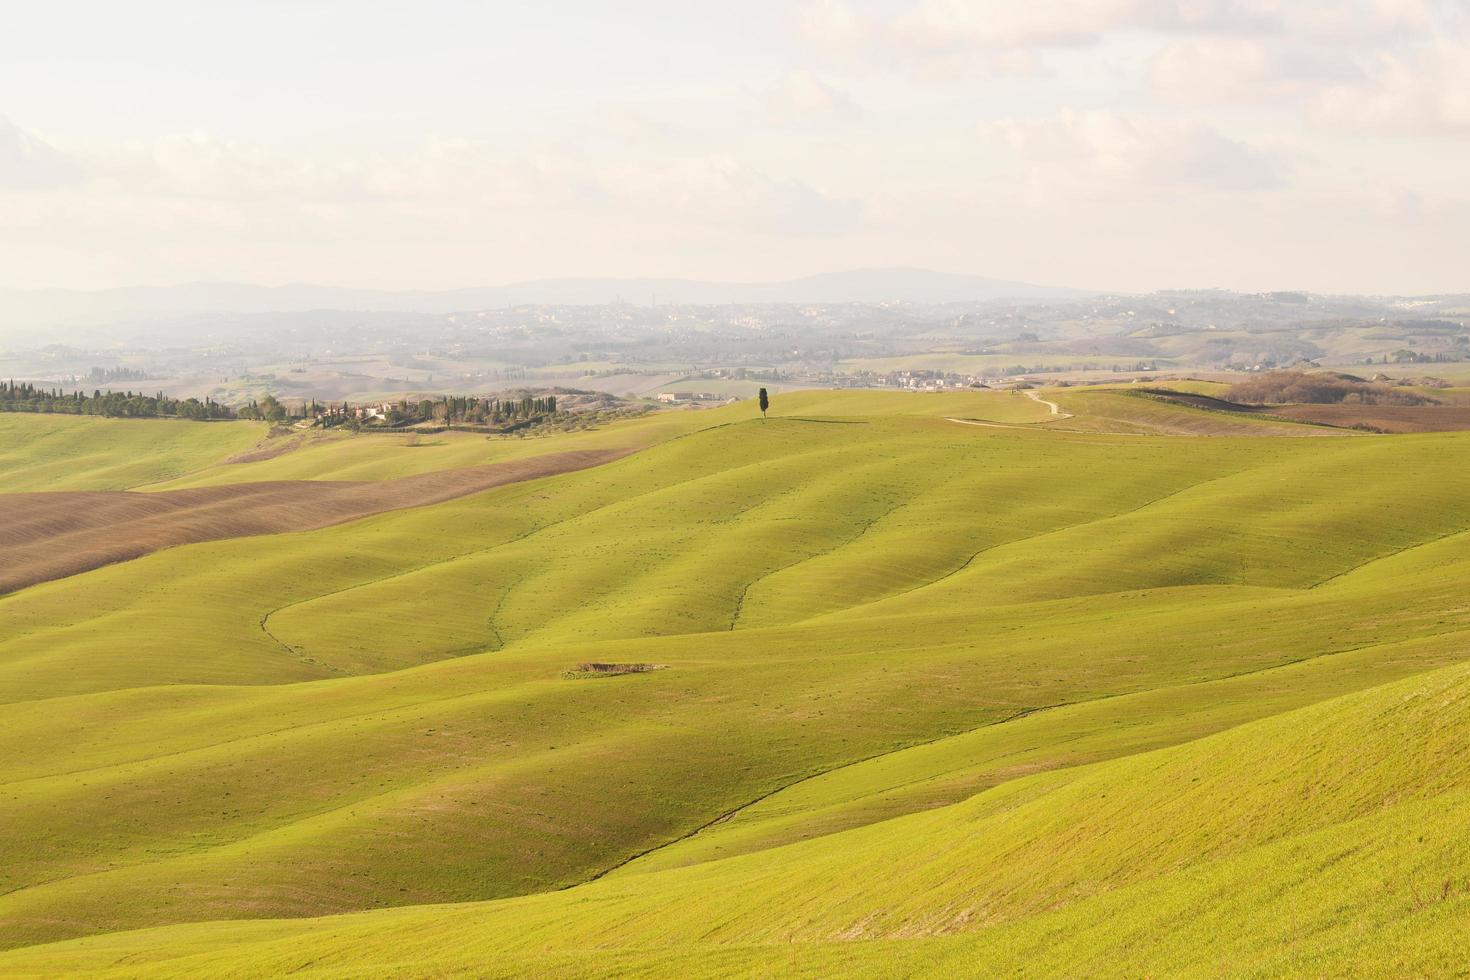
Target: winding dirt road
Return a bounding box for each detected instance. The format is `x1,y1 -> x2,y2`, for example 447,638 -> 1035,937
1023,388 -> 1072,418
945,388 -> 1073,429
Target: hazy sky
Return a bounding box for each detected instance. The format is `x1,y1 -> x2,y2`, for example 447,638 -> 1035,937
2,1 -> 1467,294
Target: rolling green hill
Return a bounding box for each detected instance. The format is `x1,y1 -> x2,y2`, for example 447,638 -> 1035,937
10,659 -> 1464,977
1,388 -> 1467,976
0,414 -> 266,492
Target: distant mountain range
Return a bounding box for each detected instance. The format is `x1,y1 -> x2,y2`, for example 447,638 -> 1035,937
0,268 -> 1089,328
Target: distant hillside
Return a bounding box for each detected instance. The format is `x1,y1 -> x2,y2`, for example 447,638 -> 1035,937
0,268 -> 1087,327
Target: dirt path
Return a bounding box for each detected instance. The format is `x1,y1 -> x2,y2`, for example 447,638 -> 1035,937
945,388 -> 1074,430
0,448 -> 631,596
1024,388 -> 1072,418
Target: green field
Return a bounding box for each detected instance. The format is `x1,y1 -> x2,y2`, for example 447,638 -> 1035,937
0,414 -> 266,492
3,387 -> 1469,976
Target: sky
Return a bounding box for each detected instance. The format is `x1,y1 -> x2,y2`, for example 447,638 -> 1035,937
1,0 -> 1467,295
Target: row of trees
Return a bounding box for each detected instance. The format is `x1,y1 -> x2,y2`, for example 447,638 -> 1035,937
318,394 -> 559,429
0,382 -> 567,428
84,366 -> 151,384
0,381 -> 235,420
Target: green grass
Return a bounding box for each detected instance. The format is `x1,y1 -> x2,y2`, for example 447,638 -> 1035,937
1046,385 -> 1346,435
8,660 -> 1470,977
2,390 -> 1469,974
142,409 -> 695,488
0,414 -> 266,491
144,389 -> 1053,489
1141,377 -> 1235,396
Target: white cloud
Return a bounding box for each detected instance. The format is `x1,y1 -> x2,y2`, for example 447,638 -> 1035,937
1313,39 -> 1470,132
789,0 -> 1286,79
3,128 -> 860,248
796,0 -> 872,53
799,0 -> 1462,82
1150,38 -> 1280,103
0,118 -> 82,189
1148,37 -> 1362,104
3,3 -> 1467,292
1280,0 -> 1445,43
982,110 -> 1288,199
601,108 -> 683,146
611,154 -> 862,235
765,71 -> 862,123
882,0 -> 1451,50
893,0 -> 1134,51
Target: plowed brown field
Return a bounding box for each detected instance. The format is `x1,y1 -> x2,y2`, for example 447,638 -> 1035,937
0,448 -> 628,595
1139,390 -> 1470,433
1267,404 -> 1470,432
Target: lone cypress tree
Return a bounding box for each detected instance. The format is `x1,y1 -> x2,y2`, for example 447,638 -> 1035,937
758,387 -> 769,420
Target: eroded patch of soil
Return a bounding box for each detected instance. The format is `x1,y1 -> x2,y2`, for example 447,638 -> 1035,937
0,448 -> 630,595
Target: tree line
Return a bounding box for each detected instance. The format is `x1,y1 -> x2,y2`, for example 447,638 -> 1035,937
0,382 -> 564,428
316,394 -> 558,429
85,366 -> 152,383
0,381 -> 235,420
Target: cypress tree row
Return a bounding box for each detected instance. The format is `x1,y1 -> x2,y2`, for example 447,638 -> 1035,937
0,382 -> 563,427
0,381 -> 235,420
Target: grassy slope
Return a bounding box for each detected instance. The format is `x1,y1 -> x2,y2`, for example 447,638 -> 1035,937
142,411 -> 690,487
1143,377 -> 1234,396
1047,386 -> 1345,436
0,415 -> 265,491
8,659 -> 1468,977
144,389 -> 1050,489
2,391 -> 1469,972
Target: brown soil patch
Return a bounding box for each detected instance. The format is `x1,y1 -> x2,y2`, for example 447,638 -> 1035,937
223,433 -> 309,464
1141,390 -> 1470,433
1267,404 -> 1470,433
0,448 -> 630,595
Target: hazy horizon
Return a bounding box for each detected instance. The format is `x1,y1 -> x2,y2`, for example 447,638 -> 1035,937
8,266 -> 1470,300
3,1 -> 1468,295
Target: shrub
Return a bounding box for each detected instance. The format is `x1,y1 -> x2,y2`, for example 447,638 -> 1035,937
560,662 -> 668,680
1228,371 -> 1436,406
